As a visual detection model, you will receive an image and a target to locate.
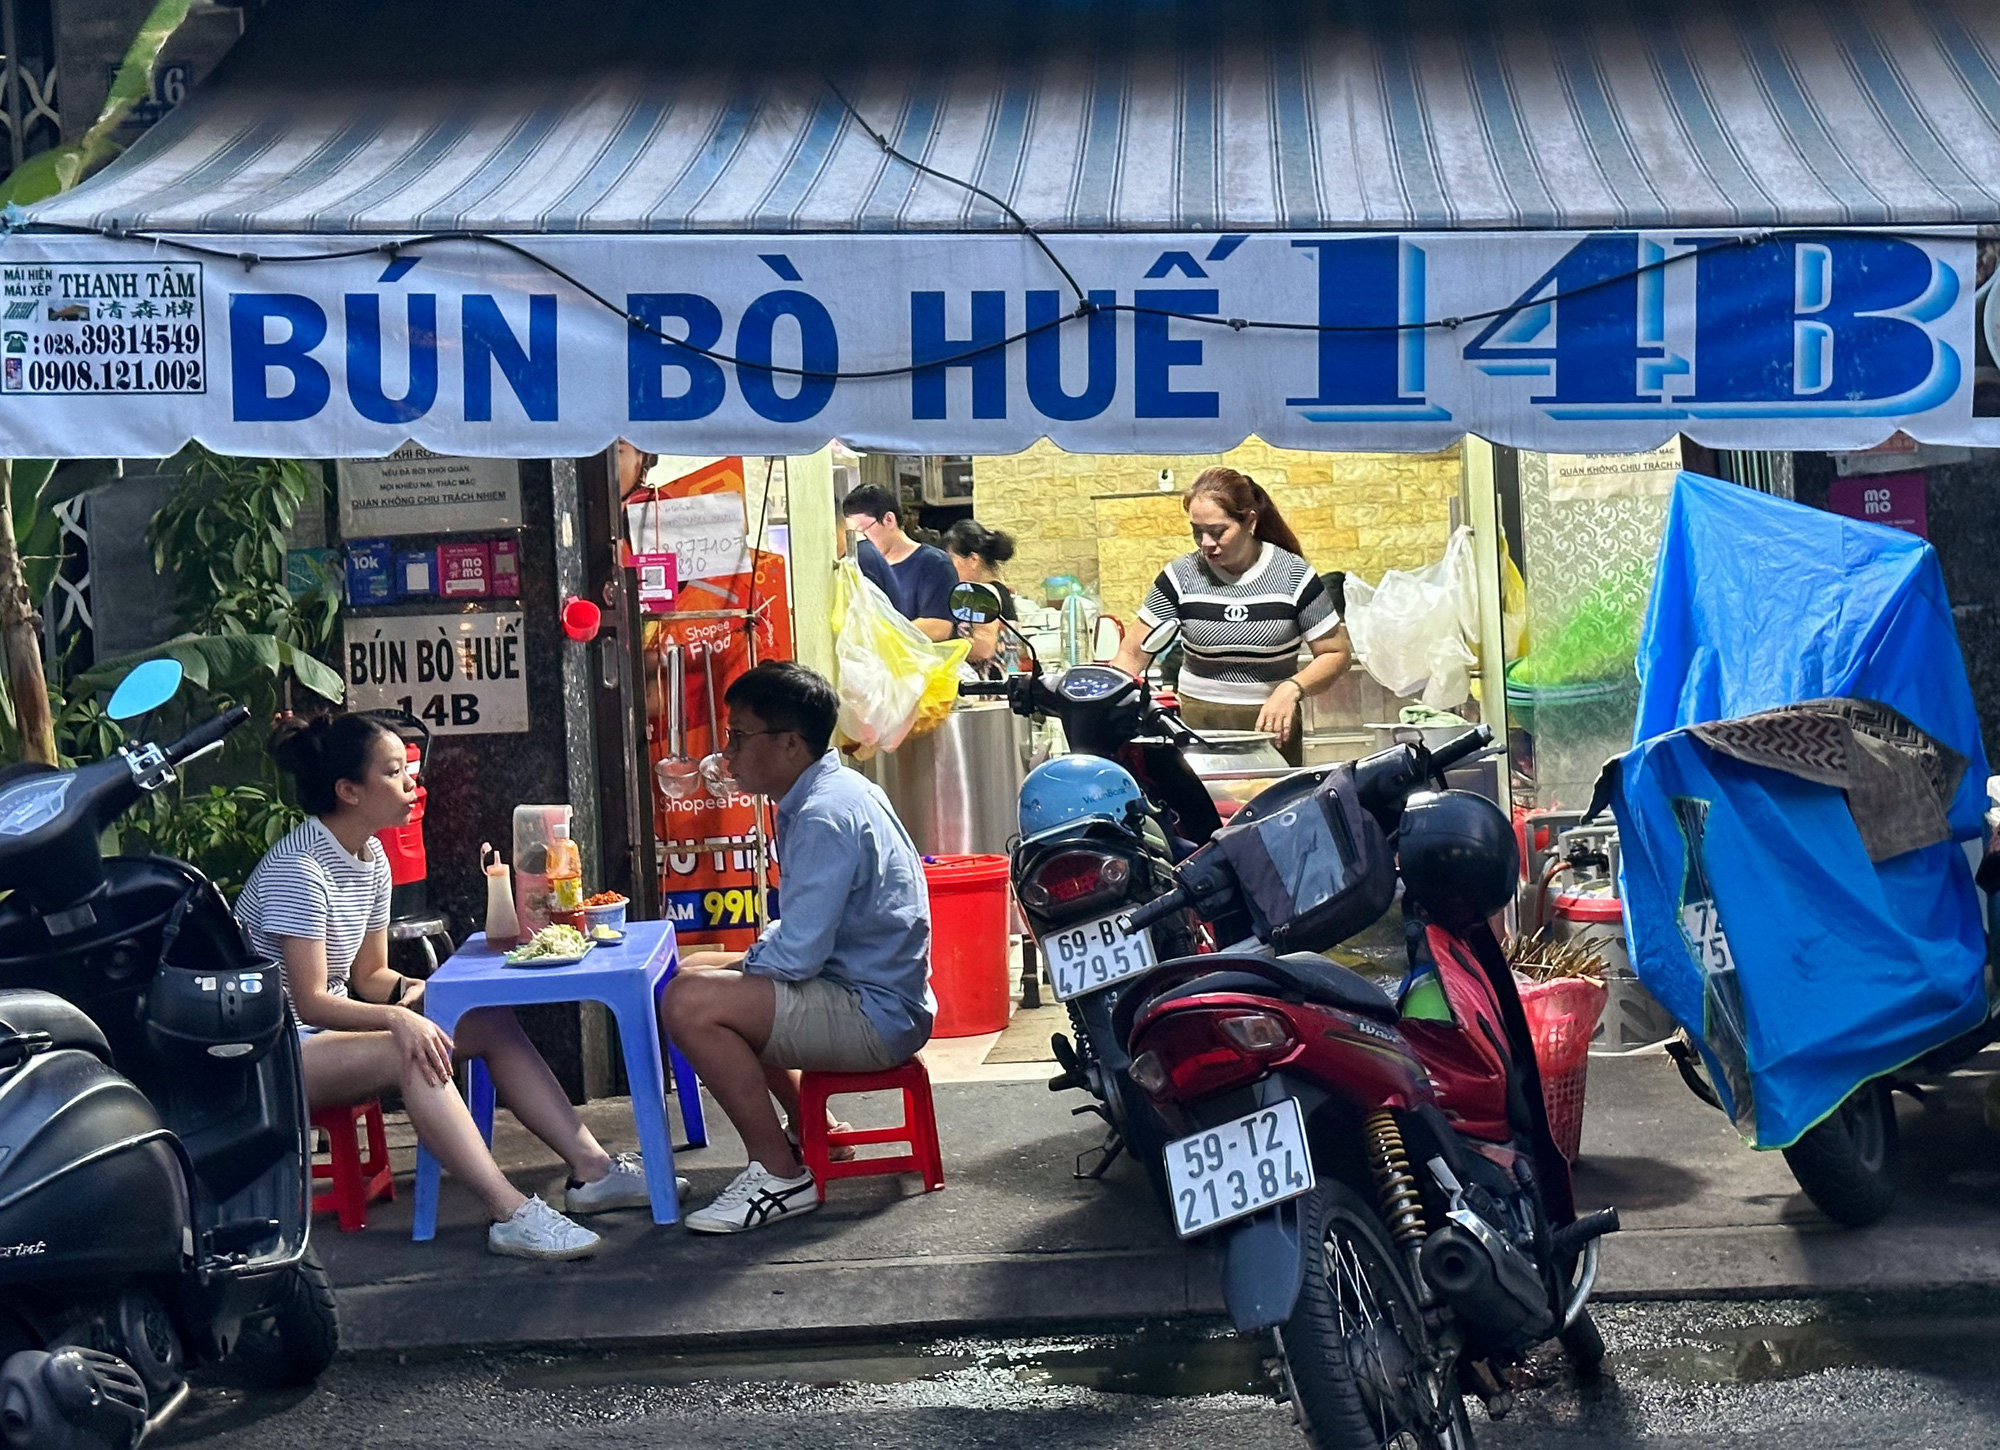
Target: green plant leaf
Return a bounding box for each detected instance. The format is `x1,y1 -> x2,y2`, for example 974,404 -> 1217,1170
0,147 -> 78,207
1,0 -> 195,208
9,460 -> 53,540
278,642 -> 344,702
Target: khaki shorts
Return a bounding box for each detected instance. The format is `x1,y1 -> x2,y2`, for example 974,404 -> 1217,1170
760,975 -> 902,1072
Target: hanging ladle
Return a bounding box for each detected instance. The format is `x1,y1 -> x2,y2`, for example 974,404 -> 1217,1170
653,640 -> 703,800
698,640 -> 737,799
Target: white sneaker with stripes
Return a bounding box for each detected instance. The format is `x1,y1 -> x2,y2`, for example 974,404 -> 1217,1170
683,1161 -> 819,1234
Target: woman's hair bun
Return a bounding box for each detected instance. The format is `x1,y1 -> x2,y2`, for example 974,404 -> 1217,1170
268,712 -> 395,816
267,713 -> 326,772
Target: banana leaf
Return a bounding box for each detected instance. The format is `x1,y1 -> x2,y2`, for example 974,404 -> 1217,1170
75,632 -> 343,704
0,0 -> 196,206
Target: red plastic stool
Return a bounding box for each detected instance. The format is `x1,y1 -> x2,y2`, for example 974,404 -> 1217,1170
311,1100 -> 396,1232
797,1060 -> 945,1203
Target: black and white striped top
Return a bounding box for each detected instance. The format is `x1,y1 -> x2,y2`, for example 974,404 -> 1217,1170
234,817 -> 391,1003
1138,545 -> 1340,706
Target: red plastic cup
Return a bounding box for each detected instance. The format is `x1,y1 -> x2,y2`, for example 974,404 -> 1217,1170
561,597 -> 602,642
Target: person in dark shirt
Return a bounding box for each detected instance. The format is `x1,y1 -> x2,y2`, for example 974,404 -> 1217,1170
842,484 -> 957,641
942,519 -> 1020,674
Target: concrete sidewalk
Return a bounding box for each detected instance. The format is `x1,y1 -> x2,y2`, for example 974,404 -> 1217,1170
316,1045 -> 2000,1354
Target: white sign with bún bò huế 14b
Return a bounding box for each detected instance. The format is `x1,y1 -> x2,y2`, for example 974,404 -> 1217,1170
343,611 -> 527,735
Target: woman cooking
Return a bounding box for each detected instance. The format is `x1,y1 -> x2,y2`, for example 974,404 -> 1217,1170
1111,468 -> 1352,767
942,519 -> 1019,673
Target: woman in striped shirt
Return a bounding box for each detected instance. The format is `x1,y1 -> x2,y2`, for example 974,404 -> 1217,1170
1112,468 -> 1353,766
237,713 -> 666,1260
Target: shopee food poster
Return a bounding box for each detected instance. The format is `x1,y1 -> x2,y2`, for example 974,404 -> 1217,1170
628,457 -> 793,950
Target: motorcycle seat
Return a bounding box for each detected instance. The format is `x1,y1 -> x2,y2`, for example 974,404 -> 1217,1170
0,989 -> 111,1062
1132,956 -> 1400,1024
1266,953 -> 1401,1021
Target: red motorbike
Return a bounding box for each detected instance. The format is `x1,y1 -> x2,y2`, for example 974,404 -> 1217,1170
1116,727 -> 1617,1450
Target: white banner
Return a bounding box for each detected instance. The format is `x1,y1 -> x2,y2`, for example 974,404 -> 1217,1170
0,228 -> 1988,458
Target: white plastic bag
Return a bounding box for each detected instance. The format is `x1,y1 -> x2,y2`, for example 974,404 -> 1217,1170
1345,527 -> 1479,705
1422,632 -> 1477,711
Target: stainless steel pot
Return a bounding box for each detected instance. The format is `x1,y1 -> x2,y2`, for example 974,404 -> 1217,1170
860,702 -> 1032,857
1179,728 -> 1287,777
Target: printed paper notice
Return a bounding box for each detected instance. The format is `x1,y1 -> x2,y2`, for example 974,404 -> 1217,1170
338,444 -> 521,536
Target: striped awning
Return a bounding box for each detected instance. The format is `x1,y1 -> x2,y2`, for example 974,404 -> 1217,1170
27,0 -> 2000,236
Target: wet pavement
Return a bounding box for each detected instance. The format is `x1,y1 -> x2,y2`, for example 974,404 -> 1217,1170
317,1049 -> 2000,1353
156,1291 -> 2000,1449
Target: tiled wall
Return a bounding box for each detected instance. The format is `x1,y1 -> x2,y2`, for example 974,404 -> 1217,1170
972,439 -> 1463,619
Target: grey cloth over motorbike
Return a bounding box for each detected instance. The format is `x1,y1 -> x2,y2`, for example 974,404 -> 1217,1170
1687,697 -> 1967,864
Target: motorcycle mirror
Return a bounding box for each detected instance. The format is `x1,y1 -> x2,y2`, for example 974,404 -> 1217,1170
949,582 -> 1004,625
107,658 -> 185,721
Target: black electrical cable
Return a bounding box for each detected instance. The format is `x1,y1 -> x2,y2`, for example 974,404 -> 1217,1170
25,191 -> 1968,384
821,78 -> 1090,308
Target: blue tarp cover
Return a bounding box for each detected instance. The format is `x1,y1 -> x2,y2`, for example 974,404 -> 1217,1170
1608,473 -> 1990,1148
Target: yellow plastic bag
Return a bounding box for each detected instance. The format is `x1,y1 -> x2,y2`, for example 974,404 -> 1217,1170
829,560 -> 970,757
1501,545 -> 1529,663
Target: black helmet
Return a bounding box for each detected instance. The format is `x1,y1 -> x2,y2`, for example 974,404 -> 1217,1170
1397,790 -> 1518,929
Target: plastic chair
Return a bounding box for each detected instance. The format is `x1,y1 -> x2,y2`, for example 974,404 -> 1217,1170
311,1100 -> 396,1232
797,1060 -> 945,1203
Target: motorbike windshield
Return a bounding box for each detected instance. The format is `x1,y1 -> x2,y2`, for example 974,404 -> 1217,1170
1250,805 -> 1349,915
1607,473 -> 1989,1149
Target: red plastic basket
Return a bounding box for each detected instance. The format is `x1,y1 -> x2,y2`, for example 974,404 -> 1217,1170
1519,977 -> 1608,1163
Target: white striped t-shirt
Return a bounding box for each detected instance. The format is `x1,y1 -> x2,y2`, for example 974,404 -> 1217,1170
1138,544 -> 1340,705
234,817 -> 391,1002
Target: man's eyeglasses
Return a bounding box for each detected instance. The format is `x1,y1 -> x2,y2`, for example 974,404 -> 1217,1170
722,727 -> 788,752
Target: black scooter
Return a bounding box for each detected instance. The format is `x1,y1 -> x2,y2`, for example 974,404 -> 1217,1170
954,583 -> 1222,1188
0,661 -> 335,1450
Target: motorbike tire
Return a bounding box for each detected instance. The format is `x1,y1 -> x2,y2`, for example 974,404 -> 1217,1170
1068,997 -> 1173,1208
233,1247 -> 340,1388
1119,1081 -> 1174,1207
1558,1309 -> 1607,1381
1278,1178 -> 1478,1450
1780,1079 -> 1900,1228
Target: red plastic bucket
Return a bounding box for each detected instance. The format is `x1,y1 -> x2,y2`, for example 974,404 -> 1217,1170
373,743 -> 428,887
924,854 -> 1011,1038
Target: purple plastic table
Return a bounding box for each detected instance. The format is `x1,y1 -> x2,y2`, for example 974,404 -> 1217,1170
410,918 -> 705,1238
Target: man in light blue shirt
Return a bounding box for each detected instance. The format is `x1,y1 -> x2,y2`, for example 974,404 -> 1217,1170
660,662 -> 935,1234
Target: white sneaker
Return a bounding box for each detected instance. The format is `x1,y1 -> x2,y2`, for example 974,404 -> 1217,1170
565,1152 -> 691,1214
488,1195 -> 601,1260
683,1161 -> 819,1234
